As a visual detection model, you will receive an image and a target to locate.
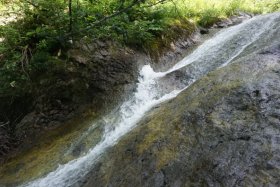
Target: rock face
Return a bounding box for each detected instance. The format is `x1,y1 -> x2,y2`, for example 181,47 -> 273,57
2,12 -> 279,186
67,40 -> 139,111
83,42 -> 280,186
0,11 -> 253,165
0,36 -> 203,187
0,40 -> 139,162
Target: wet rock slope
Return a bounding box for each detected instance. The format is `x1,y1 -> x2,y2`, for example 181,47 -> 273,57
84,13 -> 280,187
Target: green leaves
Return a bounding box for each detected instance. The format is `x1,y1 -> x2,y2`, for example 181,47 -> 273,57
0,0 -> 278,98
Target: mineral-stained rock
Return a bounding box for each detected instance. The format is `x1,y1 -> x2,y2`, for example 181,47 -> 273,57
83,43 -> 280,187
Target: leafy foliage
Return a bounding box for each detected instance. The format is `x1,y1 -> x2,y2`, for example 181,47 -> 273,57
0,0 -> 279,98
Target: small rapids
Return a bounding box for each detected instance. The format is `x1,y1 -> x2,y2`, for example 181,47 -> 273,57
22,12 -> 280,187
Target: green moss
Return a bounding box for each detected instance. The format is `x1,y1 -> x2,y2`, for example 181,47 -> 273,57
0,112 -> 101,185
146,18 -> 196,61
134,63 -> 246,171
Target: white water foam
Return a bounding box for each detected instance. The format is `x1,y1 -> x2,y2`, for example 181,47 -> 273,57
22,65 -> 183,187
166,12 -> 279,73
22,12 -> 280,187
219,14 -> 277,68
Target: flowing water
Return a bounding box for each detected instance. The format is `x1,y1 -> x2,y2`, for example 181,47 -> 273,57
21,12 -> 280,187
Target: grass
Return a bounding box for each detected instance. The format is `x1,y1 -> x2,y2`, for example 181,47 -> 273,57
130,0 -> 280,56
158,0 -> 280,27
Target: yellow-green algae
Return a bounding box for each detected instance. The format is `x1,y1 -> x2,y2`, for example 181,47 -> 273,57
109,59 -> 250,177
147,18 -> 196,62
0,110 -> 102,185
134,65 -> 246,172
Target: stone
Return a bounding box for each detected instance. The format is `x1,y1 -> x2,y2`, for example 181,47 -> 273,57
83,43 -> 280,187
199,27 -> 209,34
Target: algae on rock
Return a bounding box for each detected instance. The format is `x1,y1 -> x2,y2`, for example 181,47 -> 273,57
83,42 -> 280,186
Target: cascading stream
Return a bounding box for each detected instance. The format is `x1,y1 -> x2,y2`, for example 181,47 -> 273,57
21,12 -> 280,187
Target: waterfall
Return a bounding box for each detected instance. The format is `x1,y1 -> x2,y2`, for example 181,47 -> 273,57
22,12 -> 280,187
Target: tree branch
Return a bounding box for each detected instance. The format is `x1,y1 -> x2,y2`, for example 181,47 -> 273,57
21,0 -> 40,8
69,0 -> 73,32
142,0 -> 167,8
64,0 -> 169,39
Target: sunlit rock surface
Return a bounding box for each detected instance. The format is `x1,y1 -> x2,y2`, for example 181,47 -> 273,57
84,35 -> 280,187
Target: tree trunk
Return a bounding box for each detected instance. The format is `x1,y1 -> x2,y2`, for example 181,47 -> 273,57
69,0 -> 73,33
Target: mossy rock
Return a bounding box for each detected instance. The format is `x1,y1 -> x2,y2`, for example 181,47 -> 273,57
83,43 -> 280,187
